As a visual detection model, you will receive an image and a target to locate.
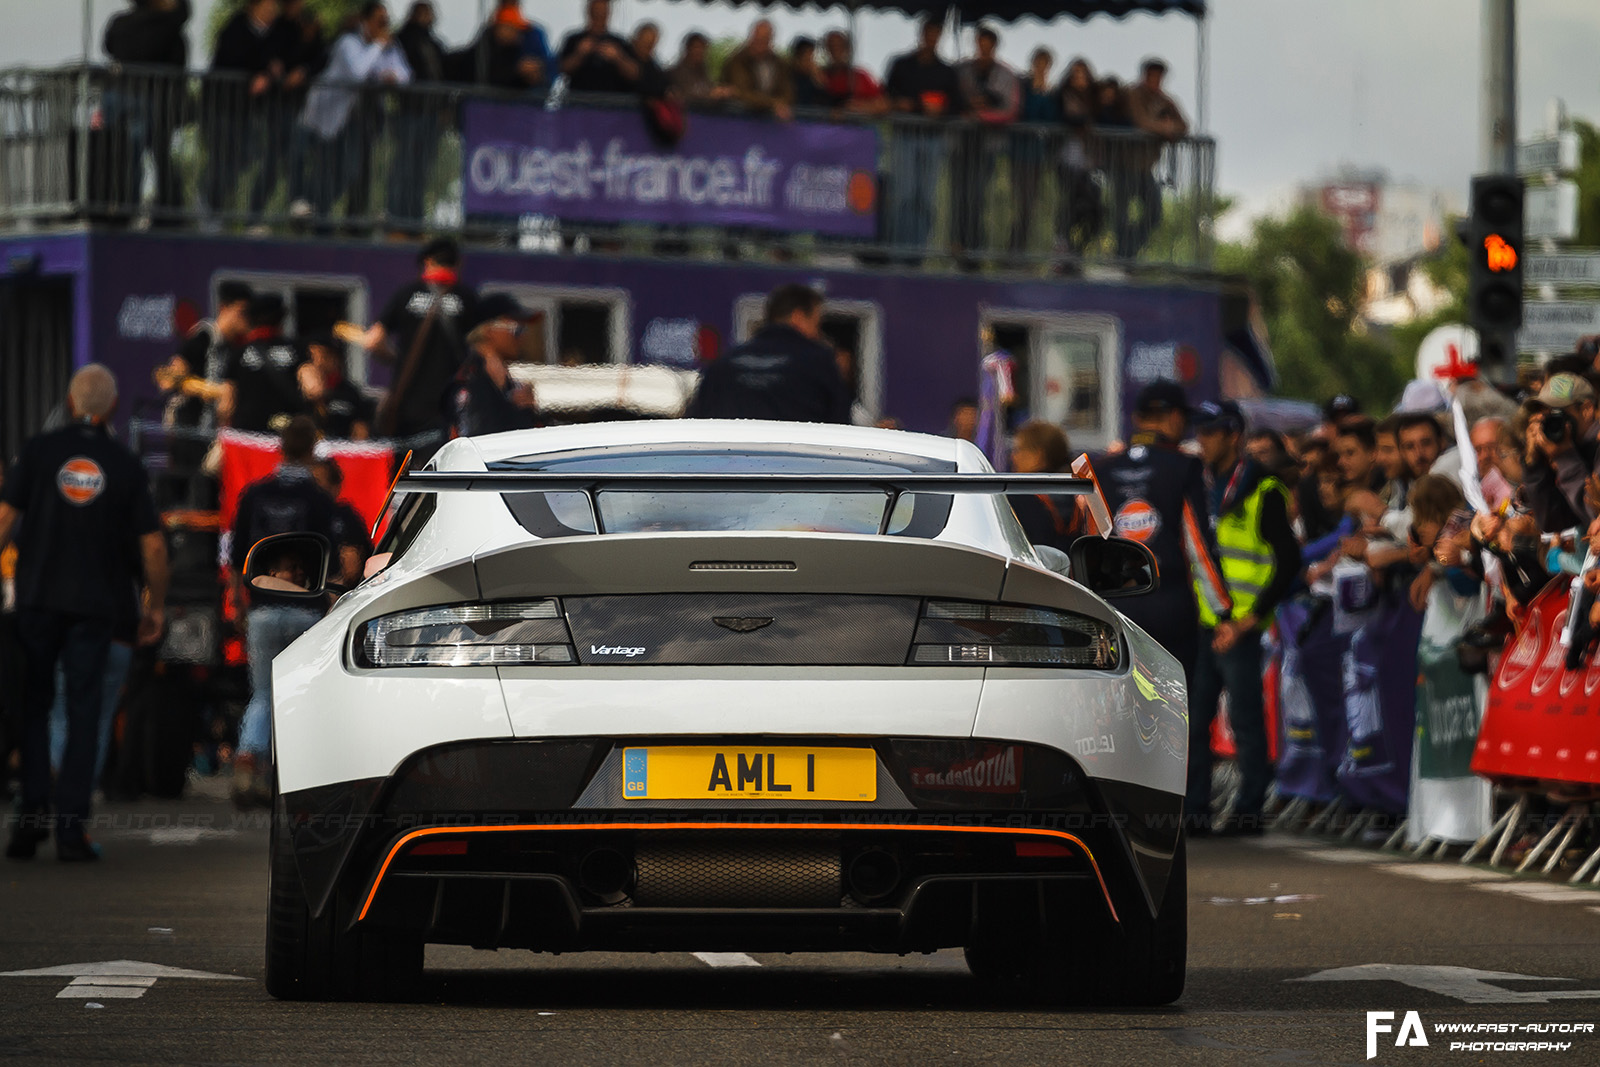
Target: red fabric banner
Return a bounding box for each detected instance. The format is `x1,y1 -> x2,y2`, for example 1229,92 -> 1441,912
1474,582 -> 1600,787
216,430 -> 393,536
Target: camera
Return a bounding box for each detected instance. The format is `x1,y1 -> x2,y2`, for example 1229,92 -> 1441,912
1543,409 -> 1573,445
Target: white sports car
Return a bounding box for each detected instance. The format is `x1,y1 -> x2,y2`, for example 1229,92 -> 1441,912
252,420 -> 1188,1004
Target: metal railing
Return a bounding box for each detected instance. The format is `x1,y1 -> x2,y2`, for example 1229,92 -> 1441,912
0,63 -> 1216,273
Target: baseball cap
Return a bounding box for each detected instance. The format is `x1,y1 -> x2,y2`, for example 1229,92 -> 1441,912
1193,399 -> 1244,434
1323,393 -> 1361,421
1535,372 -> 1598,409
472,292 -> 539,329
494,6 -> 531,30
1134,379 -> 1191,416
1140,56 -> 1168,73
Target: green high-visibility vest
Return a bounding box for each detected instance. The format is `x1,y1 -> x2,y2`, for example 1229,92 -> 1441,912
1196,476 -> 1287,629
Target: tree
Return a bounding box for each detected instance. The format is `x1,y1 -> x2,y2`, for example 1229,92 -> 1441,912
1217,203 -> 1410,410
207,0 -> 365,52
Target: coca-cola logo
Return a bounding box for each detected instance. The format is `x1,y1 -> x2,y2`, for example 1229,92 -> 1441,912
1497,605 -> 1543,690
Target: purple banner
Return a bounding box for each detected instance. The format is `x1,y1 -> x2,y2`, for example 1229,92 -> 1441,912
1274,600 -> 1346,804
1335,596 -> 1424,815
462,101 -> 879,237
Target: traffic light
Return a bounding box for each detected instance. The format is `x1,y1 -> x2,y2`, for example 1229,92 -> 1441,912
1467,174 -> 1525,348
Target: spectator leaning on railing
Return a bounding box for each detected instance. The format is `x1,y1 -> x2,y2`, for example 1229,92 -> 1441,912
296,1 -> 411,224
954,25 -> 1020,261
1009,47 -> 1060,257
722,20 -> 793,121
206,0 -> 283,222
884,18 -> 966,257
558,0 -> 638,94
821,31 -> 886,117
102,0 -> 191,221
667,32 -> 733,109
1117,57 -> 1187,259
790,37 -> 826,110
388,1 -> 449,233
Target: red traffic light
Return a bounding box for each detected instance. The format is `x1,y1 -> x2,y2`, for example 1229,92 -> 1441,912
1485,234 -> 1517,272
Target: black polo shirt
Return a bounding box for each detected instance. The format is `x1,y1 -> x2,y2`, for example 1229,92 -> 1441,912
313,376 -> 374,440
379,282 -> 477,436
2,421 -> 159,622
225,335 -> 309,433
231,464 -> 336,608
685,324 -> 852,424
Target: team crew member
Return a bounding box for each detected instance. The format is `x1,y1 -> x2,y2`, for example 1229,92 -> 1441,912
358,237 -> 479,454
685,284 -> 851,423
153,280 -> 253,431
0,366 -> 168,861
313,458 -> 373,588
1189,400 -> 1301,835
1093,380 -> 1231,686
221,293 -> 311,433
451,294 -> 540,438
302,335 -> 374,440
230,416 -> 335,808
1007,420 -> 1083,552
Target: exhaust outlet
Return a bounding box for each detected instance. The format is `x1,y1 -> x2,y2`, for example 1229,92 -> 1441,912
846,848 -> 902,904
578,847 -> 636,904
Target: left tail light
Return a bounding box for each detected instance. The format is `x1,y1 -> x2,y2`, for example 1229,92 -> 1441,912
354,600 -> 576,667
909,600 -> 1121,669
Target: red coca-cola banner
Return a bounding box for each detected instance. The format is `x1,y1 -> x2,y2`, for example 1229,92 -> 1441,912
1474,583 -> 1600,786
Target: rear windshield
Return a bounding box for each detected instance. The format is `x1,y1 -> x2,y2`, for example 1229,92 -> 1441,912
495,444 -> 957,539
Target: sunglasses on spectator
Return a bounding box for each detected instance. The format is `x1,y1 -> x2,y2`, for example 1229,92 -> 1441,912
490,319 -> 526,337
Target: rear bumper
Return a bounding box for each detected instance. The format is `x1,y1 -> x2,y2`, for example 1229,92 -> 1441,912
280,737 -> 1182,954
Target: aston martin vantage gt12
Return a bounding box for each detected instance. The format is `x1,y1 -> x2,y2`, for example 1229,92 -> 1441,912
250,420 -> 1188,1004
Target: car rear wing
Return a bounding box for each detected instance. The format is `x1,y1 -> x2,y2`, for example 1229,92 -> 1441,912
392,470 -> 1096,537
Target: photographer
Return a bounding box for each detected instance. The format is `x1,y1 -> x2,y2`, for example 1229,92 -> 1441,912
1521,373 -> 1600,534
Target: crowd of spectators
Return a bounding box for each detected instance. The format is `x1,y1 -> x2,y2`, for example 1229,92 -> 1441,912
96,0 -> 1195,257
1215,349 -> 1600,813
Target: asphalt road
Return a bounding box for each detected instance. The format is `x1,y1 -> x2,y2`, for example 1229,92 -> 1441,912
3,794 -> 1600,1066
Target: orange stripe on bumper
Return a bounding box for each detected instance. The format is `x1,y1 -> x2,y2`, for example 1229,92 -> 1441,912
356,821 -> 1119,924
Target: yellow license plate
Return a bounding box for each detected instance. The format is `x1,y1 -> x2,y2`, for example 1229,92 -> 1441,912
621,746 -> 877,802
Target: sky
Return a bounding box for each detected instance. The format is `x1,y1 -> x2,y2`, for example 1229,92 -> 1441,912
7,0 -> 1600,236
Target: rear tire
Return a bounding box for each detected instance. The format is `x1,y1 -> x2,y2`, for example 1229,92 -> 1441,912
265,797 -> 423,1002
964,835 -> 1187,1006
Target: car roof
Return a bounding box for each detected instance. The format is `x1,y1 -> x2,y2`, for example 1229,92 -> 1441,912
447,420 -> 979,470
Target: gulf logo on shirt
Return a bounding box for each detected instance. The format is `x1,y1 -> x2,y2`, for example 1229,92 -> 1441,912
56,456 -> 106,506
1114,499 -> 1161,543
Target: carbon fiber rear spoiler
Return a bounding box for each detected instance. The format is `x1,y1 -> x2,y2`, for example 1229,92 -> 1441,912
393,471 -> 1095,537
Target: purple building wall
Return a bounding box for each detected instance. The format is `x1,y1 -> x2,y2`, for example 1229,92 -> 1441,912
1,231 -> 1235,439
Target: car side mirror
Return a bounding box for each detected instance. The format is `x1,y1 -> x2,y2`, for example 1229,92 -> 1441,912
243,532 -> 331,600
1069,536 -> 1159,598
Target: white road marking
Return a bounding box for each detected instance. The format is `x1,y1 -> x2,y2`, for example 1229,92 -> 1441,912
692,952 -> 760,968
0,959 -> 249,1001
1292,964 -> 1600,1004
57,976 -> 156,1000
1373,864 -> 1508,882
1475,881 -> 1600,903
0,960 -> 248,980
